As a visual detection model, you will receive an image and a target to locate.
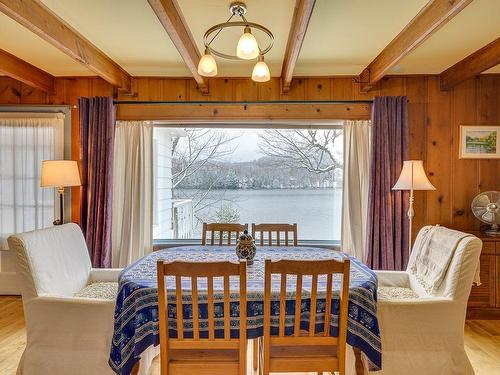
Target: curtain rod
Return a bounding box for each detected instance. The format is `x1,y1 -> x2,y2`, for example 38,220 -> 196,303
113,100 -> 373,105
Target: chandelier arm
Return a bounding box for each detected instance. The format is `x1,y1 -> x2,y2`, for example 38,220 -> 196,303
207,14 -> 234,47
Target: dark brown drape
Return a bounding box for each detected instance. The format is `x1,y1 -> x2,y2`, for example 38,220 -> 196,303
79,97 -> 115,268
366,96 -> 409,270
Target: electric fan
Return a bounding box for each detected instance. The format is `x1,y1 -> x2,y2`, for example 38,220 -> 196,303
471,191 -> 500,236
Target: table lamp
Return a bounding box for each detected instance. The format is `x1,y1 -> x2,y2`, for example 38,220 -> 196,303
41,160 -> 81,225
392,160 -> 436,254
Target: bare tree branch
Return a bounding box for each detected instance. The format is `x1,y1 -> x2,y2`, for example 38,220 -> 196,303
258,129 -> 342,174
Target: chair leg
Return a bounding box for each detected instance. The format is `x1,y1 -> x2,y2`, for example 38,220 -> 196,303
253,338 -> 258,371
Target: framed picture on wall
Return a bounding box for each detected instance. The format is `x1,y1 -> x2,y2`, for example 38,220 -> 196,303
459,126 -> 500,159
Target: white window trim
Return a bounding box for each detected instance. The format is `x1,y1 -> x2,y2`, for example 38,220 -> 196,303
152,121 -> 344,246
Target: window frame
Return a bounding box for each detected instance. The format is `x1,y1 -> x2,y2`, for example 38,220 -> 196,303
0,105 -> 72,225
152,120 -> 343,248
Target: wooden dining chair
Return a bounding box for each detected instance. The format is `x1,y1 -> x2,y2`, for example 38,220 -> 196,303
201,222 -> 248,246
250,223 -> 298,371
157,260 -> 247,375
260,258 -> 350,375
252,223 -> 298,246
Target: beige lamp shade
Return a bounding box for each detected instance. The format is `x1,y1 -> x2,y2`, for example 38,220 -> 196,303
41,160 -> 81,188
393,160 -> 435,191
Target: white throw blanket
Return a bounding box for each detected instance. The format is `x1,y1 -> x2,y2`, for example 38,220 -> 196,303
410,226 -> 478,293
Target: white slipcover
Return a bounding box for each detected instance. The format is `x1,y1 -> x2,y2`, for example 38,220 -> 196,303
370,225 -> 482,375
8,223 -> 122,375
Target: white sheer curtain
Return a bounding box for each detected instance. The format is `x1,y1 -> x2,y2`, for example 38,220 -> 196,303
0,116 -> 64,249
112,121 -> 153,267
341,120 -> 371,262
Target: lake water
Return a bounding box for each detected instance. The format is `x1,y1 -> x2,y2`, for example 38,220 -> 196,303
177,188 -> 342,241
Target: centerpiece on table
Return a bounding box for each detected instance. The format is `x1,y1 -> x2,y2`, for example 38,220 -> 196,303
235,230 -> 256,264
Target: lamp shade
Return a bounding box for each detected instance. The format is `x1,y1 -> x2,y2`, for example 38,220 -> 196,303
41,160 -> 81,188
236,27 -> 259,60
251,55 -> 270,82
197,49 -> 218,77
392,160 -> 435,191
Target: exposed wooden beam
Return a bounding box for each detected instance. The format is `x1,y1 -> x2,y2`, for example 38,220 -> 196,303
357,0 -> 473,92
0,49 -> 54,93
440,37 -> 500,90
0,0 -> 131,91
148,0 -> 208,94
116,103 -> 371,121
281,0 -> 316,93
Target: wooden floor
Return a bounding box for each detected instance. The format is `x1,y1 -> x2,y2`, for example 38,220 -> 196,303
1,296 -> 499,375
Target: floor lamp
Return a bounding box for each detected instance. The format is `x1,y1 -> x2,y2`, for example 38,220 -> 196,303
41,160 -> 81,225
392,160 -> 435,254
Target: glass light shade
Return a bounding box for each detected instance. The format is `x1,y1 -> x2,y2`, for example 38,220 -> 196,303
252,56 -> 270,82
41,160 -> 81,187
236,27 -> 259,60
392,160 -> 435,191
197,50 -> 217,77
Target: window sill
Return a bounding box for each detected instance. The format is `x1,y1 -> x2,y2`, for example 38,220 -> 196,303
153,239 -> 340,251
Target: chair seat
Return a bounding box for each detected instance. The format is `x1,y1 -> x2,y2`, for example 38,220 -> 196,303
74,282 -> 118,300
377,286 -> 419,300
268,345 -> 339,372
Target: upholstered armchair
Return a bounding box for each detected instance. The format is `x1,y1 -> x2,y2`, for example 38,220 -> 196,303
8,223 -> 122,375
370,225 -> 482,375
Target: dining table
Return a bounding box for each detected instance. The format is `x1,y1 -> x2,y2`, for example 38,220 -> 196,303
109,245 -> 381,375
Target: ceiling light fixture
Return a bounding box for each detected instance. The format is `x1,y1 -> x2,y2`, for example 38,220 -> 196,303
198,2 -> 273,82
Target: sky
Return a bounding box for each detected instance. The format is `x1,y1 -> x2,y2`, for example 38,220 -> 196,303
227,129 -> 264,162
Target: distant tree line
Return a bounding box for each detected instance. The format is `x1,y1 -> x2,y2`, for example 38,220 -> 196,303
173,156 -> 340,190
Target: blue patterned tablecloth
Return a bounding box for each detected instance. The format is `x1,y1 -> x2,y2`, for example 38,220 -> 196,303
109,246 -> 381,374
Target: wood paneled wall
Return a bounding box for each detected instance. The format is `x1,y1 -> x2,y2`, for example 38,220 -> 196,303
0,75 -> 499,233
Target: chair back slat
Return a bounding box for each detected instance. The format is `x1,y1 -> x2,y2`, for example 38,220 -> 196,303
202,223 -> 248,246
263,258 -> 351,375
294,274 -> 302,336
157,260 -> 247,375
252,223 -> 297,246
207,276 -> 215,340
192,277 -> 199,339
324,273 -> 333,336
175,276 -> 184,339
309,274 -> 318,336
224,275 -> 230,339
279,273 -> 287,336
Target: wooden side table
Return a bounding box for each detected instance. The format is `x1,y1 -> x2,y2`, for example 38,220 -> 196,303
466,231 -> 500,319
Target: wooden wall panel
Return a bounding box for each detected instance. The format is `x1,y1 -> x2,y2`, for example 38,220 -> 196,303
425,77 -> 453,227
451,79 -> 481,230
1,74 -> 499,233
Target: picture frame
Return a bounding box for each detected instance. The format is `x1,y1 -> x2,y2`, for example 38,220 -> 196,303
459,125 -> 500,159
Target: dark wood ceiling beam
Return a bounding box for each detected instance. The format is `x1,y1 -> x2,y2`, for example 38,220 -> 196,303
281,0 -> 316,93
440,37 -> 500,90
357,0 -> 473,92
0,0 -> 131,91
148,0 -> 208,94
0,48 -> 54,93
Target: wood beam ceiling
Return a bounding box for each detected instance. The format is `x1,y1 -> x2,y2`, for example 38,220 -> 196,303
440,37 -> 500,90
281,0 -> 316,93
148,0 -> 209,94
357,0 -> 473,92
0,48 -> 54,93
0,0 -> 131,91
